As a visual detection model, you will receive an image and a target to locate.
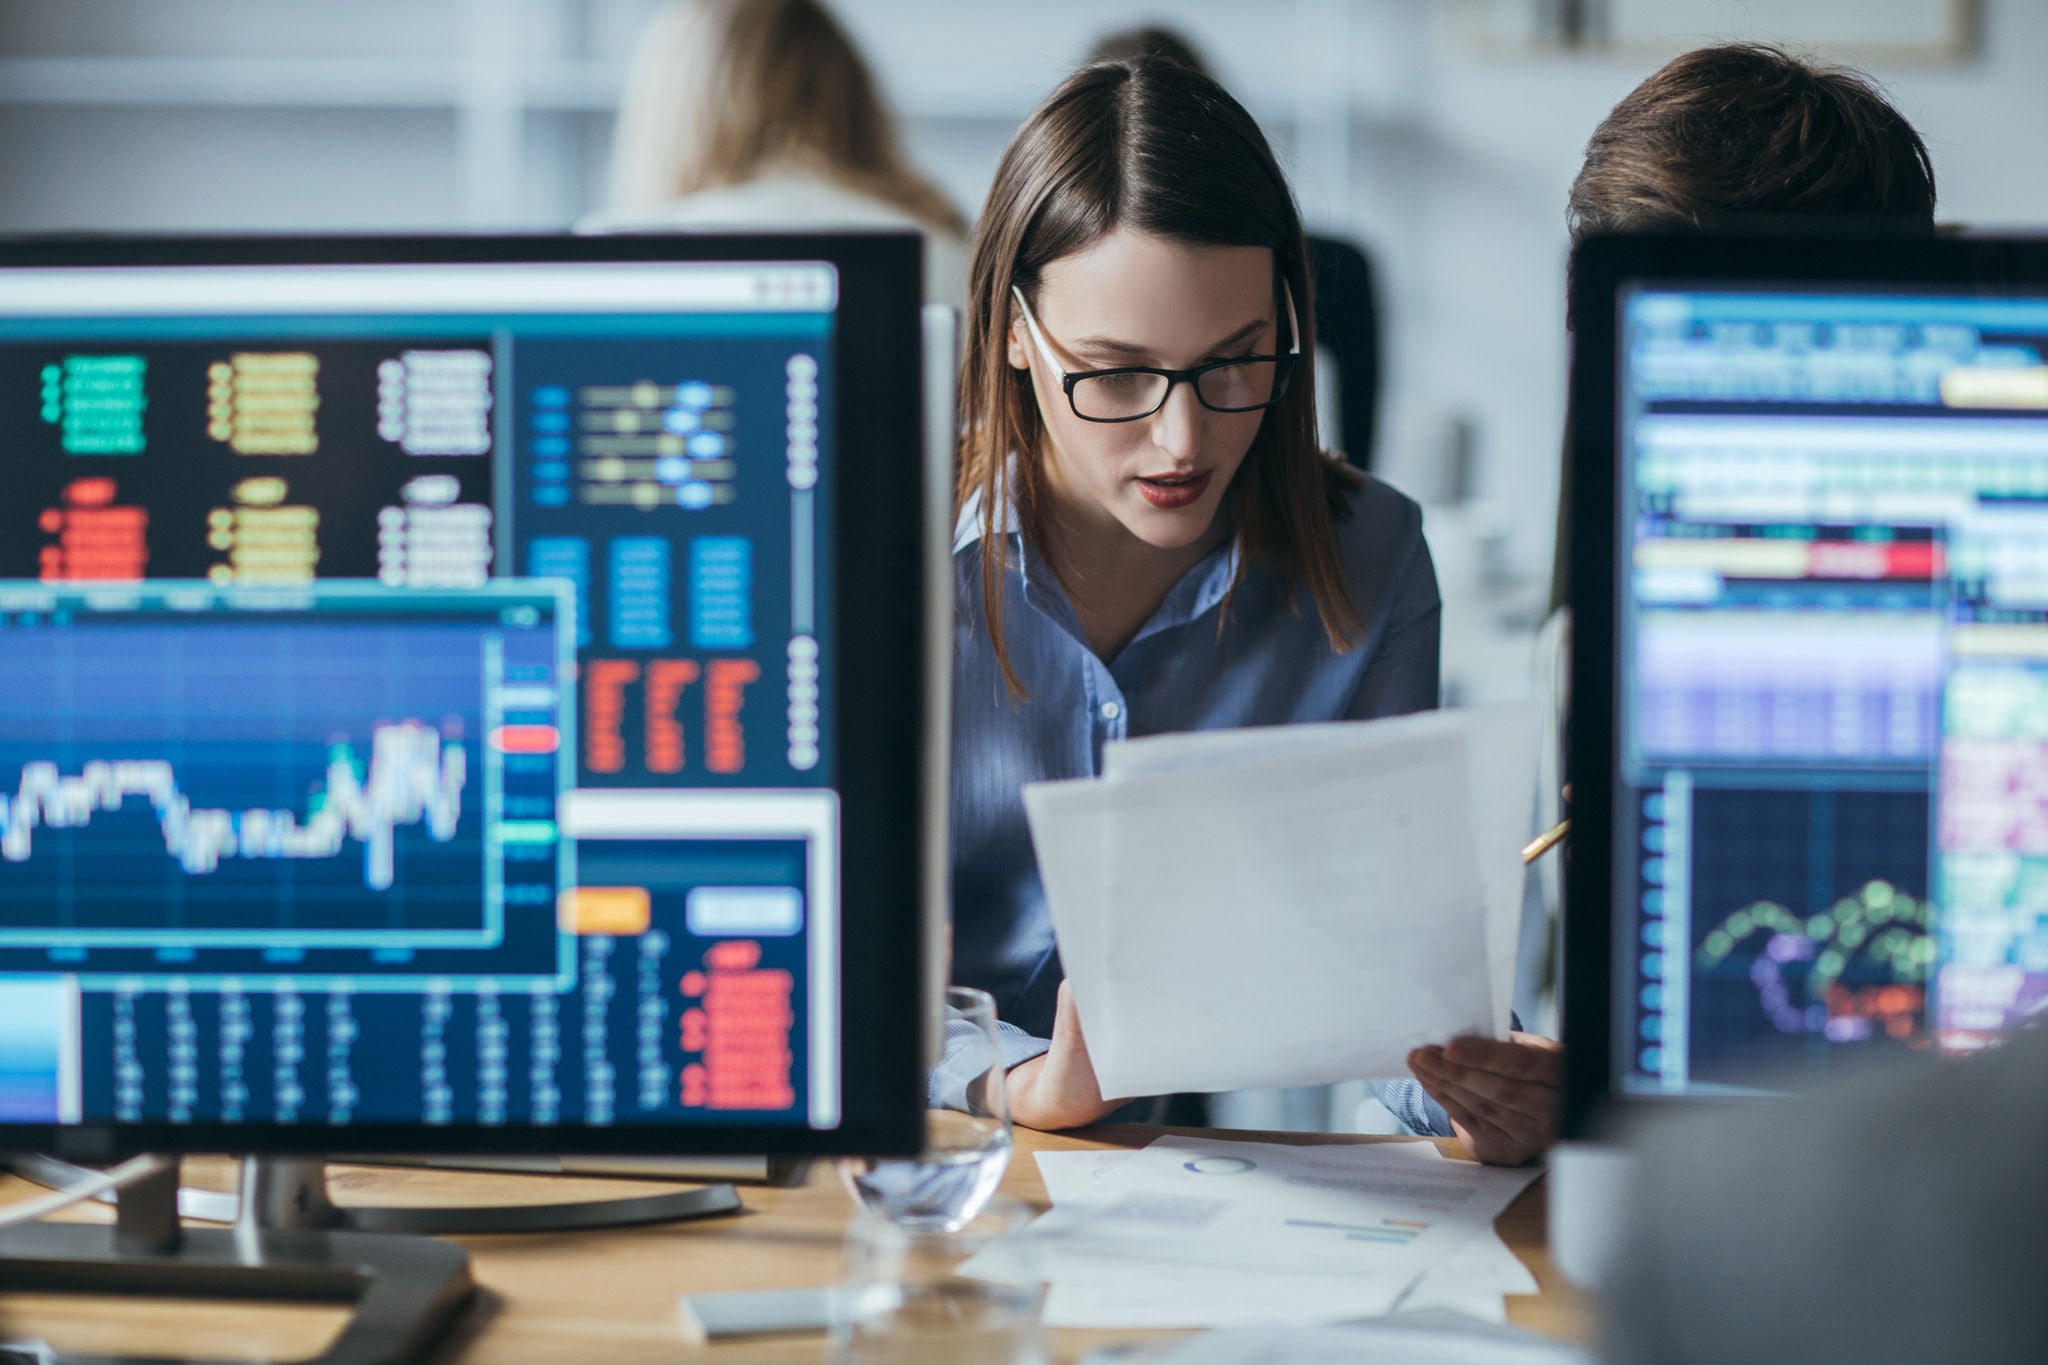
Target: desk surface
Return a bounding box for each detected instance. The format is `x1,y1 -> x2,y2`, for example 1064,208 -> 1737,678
0,1127 -> 1584,1363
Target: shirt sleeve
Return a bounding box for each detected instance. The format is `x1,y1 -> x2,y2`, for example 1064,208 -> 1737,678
1371,1011 -> 1528,1140
1345,504 -> 1442,720
1372,1079 -> 1456,1137
929,1015 -> 1052,1110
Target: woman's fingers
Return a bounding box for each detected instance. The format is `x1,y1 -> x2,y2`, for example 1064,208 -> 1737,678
1410,1046 -> 1556,1124
1418,1070 -> 1525,1135
1440,1034 -> 1563,1084
1424,1086 -> 1520,1163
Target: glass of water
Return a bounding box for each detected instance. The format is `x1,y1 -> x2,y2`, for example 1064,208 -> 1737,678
830,1199 -> 1045,1365
840,985 -> 1012,1231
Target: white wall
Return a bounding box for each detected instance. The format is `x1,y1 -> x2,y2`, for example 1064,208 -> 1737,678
1,0 -> 2042,629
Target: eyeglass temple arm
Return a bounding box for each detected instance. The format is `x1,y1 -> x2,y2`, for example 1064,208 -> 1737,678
1009,285 -> 1068,381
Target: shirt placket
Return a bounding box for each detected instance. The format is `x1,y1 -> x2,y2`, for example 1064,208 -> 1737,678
1083,654 -> 1129,770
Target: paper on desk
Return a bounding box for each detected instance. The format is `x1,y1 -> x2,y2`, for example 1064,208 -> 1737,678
1080,1321 -> 1593,1365
1029,1143 -> 1535,1328
1027,1136 -> 1541,1281
1025,703 -> 1540,1098
1027,1149 -> 1408,1328
1039,1148 -> 1536,1299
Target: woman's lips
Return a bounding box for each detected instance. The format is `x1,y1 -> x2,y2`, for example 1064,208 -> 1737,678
1135,469 -> 1212,510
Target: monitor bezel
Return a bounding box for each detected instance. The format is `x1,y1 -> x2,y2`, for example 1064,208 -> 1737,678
1562,230 -> 2048,1138
0,231 -> 928,1160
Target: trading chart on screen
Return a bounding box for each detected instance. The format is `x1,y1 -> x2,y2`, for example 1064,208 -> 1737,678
1616,289 -> 2048,1095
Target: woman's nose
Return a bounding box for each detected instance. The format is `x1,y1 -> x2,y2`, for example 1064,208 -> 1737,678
1147,380 -> 1203,463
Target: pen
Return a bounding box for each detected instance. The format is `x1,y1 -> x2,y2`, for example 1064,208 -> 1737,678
1521,819 -> 1570,865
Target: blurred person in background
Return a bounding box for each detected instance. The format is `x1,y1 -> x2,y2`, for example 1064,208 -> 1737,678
590,0 -> 969,311
1571,42 -> 1988,1365
1552,41 -> 1939,601
1526,43 -> 1942,1067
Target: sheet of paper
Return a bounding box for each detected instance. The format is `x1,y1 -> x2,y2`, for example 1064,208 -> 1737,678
1027,1137 -> 1541,1280
1030,704 -> 1541,1096
1020,779 -> 1119,1065
1079,1321 -> 1593,1365
1101,703 -> 1540,1041
1040,1146 -> 1536,1319
1032,1147 -> 1410,1326
1458,703 -> 1542,1037
1016,1140 -> 1540,1331
1029,711 -> 1530,1097
1040,1257 -> 1409,1330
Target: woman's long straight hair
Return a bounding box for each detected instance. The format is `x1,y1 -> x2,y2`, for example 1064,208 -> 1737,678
957,57 -> 1363,694
606,0 -> 965,236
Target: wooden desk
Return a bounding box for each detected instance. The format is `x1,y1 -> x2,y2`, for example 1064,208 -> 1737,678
0,1128 -> 1584,1363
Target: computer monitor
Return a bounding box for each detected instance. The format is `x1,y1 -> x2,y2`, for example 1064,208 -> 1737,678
0,235 -> 929,1164
1565,233 -> 2048,1136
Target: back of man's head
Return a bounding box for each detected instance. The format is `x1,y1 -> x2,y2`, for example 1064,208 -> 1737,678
1568,42 -> 1937,243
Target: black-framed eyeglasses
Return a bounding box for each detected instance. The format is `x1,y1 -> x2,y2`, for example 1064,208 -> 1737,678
1010,280 -> 1301,423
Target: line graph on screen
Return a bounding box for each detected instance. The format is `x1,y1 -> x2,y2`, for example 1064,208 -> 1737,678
0,610 -> 503,949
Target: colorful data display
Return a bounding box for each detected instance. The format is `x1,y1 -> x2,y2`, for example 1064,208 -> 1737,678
0,289 -> 838,1129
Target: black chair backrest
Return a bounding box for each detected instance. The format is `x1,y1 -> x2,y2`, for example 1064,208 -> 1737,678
1307,233 -> 1381,473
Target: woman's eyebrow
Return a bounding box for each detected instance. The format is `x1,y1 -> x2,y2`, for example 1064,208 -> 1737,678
1070,317 -> 1269,363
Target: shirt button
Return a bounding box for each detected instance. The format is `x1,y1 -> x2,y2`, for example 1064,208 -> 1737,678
1100,701 -> 1122,721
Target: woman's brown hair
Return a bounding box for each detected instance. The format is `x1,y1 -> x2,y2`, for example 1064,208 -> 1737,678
606,0 -> 965,236
958,57 -> 1362,694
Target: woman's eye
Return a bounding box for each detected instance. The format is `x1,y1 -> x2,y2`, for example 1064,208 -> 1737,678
1094,373 -> 1144,389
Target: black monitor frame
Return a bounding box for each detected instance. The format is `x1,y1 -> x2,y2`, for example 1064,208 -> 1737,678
0,232 -> 928,1161
1562,231 -> 2048,1138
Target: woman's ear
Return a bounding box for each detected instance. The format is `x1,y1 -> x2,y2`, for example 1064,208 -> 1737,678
1006,313 -> 1031,371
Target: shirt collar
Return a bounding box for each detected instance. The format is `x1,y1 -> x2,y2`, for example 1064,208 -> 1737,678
952,482 -> 1012,554
954,472 -> 1243,645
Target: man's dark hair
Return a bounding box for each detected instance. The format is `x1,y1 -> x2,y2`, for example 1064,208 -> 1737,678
1554,43 -> 1938,611
1568,42 -> 1937,243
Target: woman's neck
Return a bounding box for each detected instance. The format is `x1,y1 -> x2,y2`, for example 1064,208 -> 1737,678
1037,481 -> 1232,664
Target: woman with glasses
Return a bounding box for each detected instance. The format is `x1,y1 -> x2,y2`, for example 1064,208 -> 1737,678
946,57 -> 1560,1165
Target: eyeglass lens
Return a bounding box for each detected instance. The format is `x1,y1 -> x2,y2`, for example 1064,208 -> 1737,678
1071,358 -> 1283,421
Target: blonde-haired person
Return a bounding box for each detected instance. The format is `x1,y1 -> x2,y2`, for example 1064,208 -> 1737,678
588,0 -> 969,312
942,56 -> 1560,1165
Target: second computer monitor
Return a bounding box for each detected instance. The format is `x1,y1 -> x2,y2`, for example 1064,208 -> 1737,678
1569,233 -> 2048,1128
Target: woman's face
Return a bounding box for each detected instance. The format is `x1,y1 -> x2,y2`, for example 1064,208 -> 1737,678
1008,229 -> 1279,555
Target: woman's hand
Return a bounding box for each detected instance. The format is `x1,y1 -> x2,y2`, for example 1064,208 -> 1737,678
1407,1032 -> 1562,1166
1005,980 -> 1124,1131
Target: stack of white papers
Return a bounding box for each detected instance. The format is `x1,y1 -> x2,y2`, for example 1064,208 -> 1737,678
1023,704 -> 1540,1099
970,1135 -> 1542,1330
1079,1316 -> 1592,1364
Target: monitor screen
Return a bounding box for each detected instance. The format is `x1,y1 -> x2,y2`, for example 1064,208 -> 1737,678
1577,239 -> 2048,1112
0,237 -> 925,1157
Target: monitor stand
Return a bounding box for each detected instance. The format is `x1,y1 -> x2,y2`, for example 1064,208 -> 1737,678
0,1156 -> 474,1365
8,1153 -> 744,1235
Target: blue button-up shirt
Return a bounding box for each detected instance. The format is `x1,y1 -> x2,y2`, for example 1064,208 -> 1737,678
944,472 -> 1453,1135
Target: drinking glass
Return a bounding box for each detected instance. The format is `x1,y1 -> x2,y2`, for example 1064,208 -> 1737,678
840,985 -> 1012,1231
830,1199 -> 1045,1365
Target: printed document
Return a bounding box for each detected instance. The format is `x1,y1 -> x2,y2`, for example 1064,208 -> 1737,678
989,1136 -> 1542,1331
1024,703 -> 1540,1098
1030,1141 -> 1537,1329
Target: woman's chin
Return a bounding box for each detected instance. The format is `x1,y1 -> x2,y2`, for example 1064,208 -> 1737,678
1116,503 -> 1221,552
